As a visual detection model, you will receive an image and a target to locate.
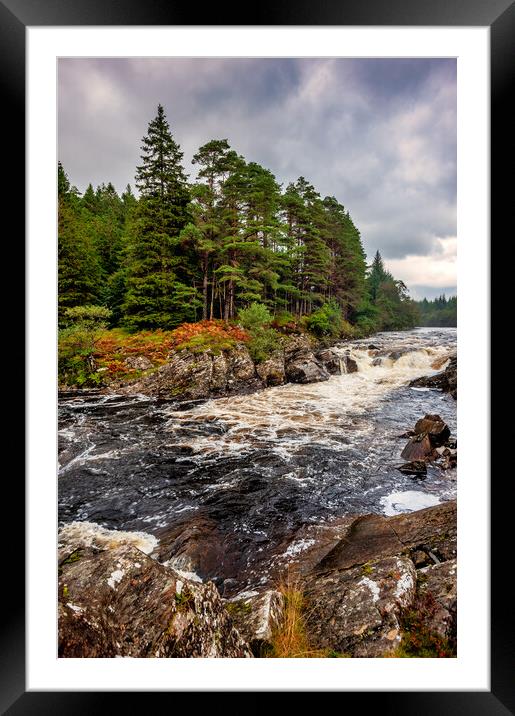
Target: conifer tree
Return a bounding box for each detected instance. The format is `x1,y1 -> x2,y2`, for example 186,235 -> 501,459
123,104 -> 196,330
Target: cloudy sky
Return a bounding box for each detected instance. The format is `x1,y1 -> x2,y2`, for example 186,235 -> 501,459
58,58 -> 456,300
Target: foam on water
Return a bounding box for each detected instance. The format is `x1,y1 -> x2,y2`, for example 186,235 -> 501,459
380,491 -> 441,516
58,521 -> 159,554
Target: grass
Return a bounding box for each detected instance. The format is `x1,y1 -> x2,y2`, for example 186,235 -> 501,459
265,569 -> 349,658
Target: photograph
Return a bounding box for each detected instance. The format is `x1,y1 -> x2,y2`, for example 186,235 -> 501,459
56,56 -> 459,660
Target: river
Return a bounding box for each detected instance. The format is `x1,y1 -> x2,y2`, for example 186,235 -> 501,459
58,327 -> 456,593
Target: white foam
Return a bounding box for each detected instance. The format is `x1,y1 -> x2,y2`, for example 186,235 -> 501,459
58,521 -> 159,555
380,491 -> 441,516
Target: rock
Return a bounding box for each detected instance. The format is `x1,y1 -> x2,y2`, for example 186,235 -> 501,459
400,433 -> 435,461
119,344 -> 257,400
368,344 -> 380,350
410,355 -> 457,399
411,549 -> 431,568
389,501 -> 457,562
283,334 -> 330,384
308,501 -> 456,575
285,358 -> 330,384
313,514 -> 403,573
58,543 -> 252,658
315,348 -> 342,375
396,460 -> 427,476
123,355 -> 153,371
414,414 -> 451,446
341,354 -> 358,373
416,559 -> 457,640
304,556 -> 417,657
256,351 -> 286,386
226,589 -> 285,654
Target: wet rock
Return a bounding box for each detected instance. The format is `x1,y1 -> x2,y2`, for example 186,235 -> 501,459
226,589 -> 285,654
341,354 -> 358,373
58,543 -> 252,658
400,433 -> 435,461
304,556 -> 417,657
123,355 -> 153,371
414,414 -> 451,446
368,344 -> 380,350
155,516 -> 238,585
285,358 -> 330,384
256,351 -> 286,386
410,355 -> 457,399
416,559 -> 457,640
315,348 -> 342,375
283,334 -> 330,384
396,460 -> 427,476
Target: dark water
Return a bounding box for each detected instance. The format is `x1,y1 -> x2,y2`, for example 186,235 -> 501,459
58,327 -> 456,589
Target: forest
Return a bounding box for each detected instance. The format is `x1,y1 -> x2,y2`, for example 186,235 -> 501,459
415,295 -> 457,327
59,104 -> 420,342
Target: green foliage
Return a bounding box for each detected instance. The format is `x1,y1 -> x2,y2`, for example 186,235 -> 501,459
416,295 -> 456,327
247,327 -> 281,363
238,302 -> 273,331
305,301 -> 342,337
237,303 -> 280,362
62,304 -> 112,329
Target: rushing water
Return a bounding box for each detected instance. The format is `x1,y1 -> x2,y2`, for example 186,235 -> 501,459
58,327 -> 456,590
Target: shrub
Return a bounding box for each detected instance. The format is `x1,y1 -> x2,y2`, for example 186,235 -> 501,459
62,304 -> 112,329
237,303 -> 280,363
237,302 -> 273,332
305,301 -> 342,337
246,327 -> 280,363
169,320 -> 249,355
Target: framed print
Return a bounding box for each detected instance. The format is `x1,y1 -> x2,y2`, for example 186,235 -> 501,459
5,0 -> 511,710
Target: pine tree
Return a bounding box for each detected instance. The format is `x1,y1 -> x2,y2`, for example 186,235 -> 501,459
122,105 -> 196,330
58,163 -> 102,322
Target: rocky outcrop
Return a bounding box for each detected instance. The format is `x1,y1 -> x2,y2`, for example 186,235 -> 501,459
226,589 -> 285,655
279,501 -> 456,657
119,344 -> 259,400
410,355 -> 457,399
304,555 -> 417,657
315,348 -> 342,375
58,541 -> 252,658
283,334 -> 330,384
256,351 -> 286,386
123,355 -> 153,371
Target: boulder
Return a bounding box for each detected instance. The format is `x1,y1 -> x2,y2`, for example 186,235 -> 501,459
304,556 -> 417,657
414,414 -> 451,446
226,589 -> 285,654
306,501 -> 456,575
286,358 -> 330,384
396,460 -> 427,476
123,355 -> 153,371
400,433 -> 435,461
341,354 -> 358,373
315,348 -> 342,375
58,542 -> 252,658
256,351 -> 286,386
410,355 -> 457,399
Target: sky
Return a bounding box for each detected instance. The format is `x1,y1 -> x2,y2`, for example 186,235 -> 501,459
58,58 -> 456,301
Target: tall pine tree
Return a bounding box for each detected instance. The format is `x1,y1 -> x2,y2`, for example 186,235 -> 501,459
123,105 -> 197,329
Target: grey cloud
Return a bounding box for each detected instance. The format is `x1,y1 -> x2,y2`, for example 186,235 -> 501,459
58,57 -> 456,297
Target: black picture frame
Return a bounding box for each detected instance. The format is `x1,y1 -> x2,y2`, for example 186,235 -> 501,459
6,0 -> 510,711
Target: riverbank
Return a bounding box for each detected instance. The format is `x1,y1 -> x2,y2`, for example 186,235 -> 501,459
58,499 -> 456,658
